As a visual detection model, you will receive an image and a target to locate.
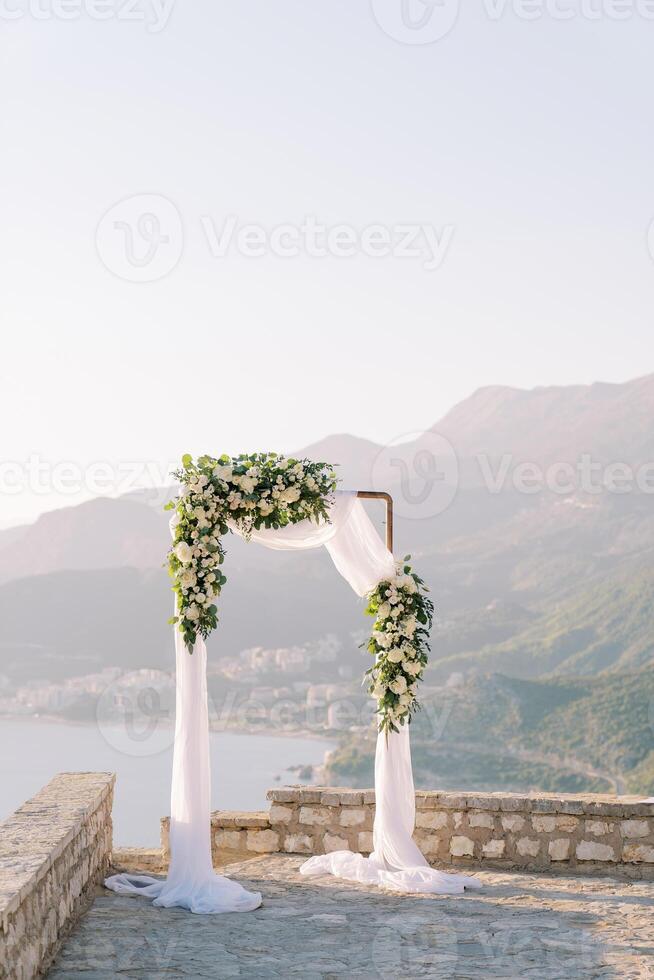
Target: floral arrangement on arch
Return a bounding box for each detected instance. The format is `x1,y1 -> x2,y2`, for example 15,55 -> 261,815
365,559 -> 433,734
166,453 -> 432,735
165,453 -> 337,650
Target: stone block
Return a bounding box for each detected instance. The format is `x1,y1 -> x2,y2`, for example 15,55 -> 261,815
214,830 -> 245,851
622,843 -> 654,863
269,805 -> 294,824
415,792 -> 438,810
469,795 -> 502,811
415,811 -> 448,830
482,839 -> 505,858
339,791 -> 363,806
213,810 -> 270,829
299,806 -> 332,826
499,795 -> 527,812
320,791 -> 343,806
450,836 -> 474,857
323,834 -> 349,852
339,809 -> 366,827
283,834 -> 313,854
530,798 -> 558,814
549,838 -> 570,861
516,837 -> 540,858
585,820 -> 611,836
417,834 -> 440,856
553,798 -> 585,815
532,815 -> 556,833
297,788 -> 323,803
358,832 -> 374,853
435,793 -> 468,810
470,812 -> 495,829
501,815 -> 525,832
620,820 -> 650,839
555,815 -> 579,833
246,830 -> 280,853
576,840 -> 615,862
267,788 -> 300,803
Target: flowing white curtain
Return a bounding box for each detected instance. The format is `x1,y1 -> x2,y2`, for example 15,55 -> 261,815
105,491 -> 478,913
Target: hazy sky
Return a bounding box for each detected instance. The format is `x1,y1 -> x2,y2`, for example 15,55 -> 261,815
2,0 -> 653,526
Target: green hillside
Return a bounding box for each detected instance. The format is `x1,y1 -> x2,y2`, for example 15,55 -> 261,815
428,561 -> 654,682
329,668 -> 654,796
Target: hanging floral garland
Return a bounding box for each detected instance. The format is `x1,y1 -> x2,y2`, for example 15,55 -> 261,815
364,559 -> 433,735
166,453 -> 431,735
165,453 -> 338,651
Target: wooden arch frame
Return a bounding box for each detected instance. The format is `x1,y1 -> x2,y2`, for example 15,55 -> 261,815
356,490 -> 393,554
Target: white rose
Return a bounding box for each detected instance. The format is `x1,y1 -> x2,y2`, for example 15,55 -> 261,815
240,476 -> 257,494
180,570 -> 196,588
185,605 -> 200,621
174,541 -> 193,564
401,616 -> 417,637
389,675 -> 407,695
404,660 -> 422,676
377,602 -> 391,619
280,486 -> 301,504
386,647 -> 404,663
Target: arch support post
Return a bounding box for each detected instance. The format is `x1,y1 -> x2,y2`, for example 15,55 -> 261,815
356,490 -> 393,555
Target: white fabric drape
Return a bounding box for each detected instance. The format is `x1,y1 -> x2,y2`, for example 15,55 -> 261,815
105,631 -> 262,913
105,491 -> 478,912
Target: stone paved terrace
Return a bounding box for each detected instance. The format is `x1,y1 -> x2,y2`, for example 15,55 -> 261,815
48,854 -> 654,979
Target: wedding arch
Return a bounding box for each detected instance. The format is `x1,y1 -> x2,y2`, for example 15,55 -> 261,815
105,453 -> 479,912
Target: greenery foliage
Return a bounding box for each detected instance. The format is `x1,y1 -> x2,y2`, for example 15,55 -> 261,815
365,557 -> 433,735
166,453 -> 337,651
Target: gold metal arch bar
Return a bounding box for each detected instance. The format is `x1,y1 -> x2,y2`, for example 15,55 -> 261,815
356,490 -> 393,554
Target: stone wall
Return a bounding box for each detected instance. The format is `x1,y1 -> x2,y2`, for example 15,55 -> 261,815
161,810 -> 276,867
0,772 -> 115,980
162,787 -> 654,878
